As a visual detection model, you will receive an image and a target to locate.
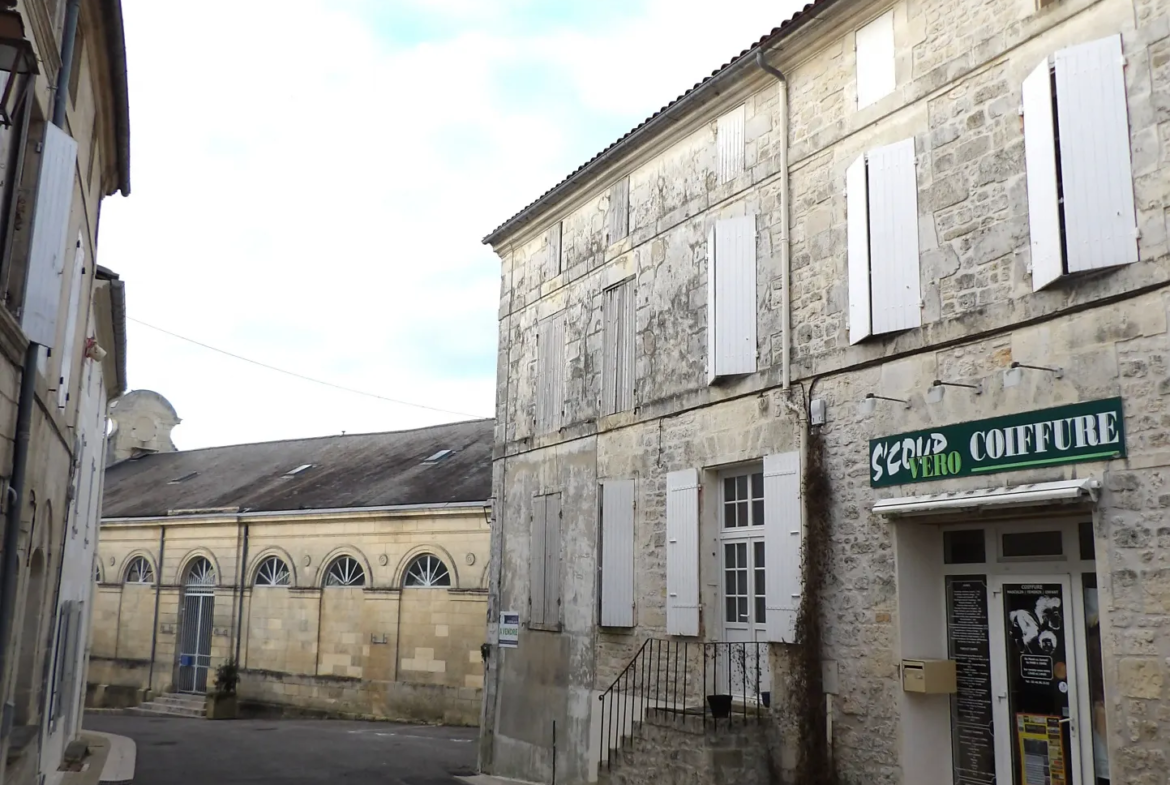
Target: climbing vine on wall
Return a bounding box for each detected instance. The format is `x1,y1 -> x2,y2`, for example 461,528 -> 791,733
788,426 -> 839,785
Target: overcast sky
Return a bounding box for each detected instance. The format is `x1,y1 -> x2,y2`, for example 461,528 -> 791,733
99,0 -> 802,450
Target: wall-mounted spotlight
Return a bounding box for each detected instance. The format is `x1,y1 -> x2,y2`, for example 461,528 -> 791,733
859,392 -> 910,416
1004,361 -> 1064,389
928,378 -> 983,403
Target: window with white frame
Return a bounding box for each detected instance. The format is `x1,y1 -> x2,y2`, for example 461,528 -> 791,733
123,555 -> 154,585
601,279 -> 635,416
324,556 -> 366,587
665,453 -> 803,643
707,216 -> 758,382
1023,34 -> 1137,292
404,554 -> 451,587
855,11 -> 896,109
255,556 -> 291,587
530,493 -> 562,629
717,105 -> 746,184
847,137 -> 922,344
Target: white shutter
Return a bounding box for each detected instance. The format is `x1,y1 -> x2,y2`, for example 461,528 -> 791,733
544,493 -> 561,627
57,234 -> 85,409
530,495 -> 547,626
666,469 -> 700,636
706,226 -> 717,384
23,123 -> 78,348
867,138 -> 921,335
602,280 -> 635,415
708,216 -> 757,382
856,11 -> 896,109
600,479 -> 635,627
717,105 -> 745,184
606,178 -> 629,244
536,313 -> 566,433
846,154 -> 872,344
1055,34 -> 1138,273
763,452 -> 802,643
546,223 -> 563,279
1023,57 -> 1064,292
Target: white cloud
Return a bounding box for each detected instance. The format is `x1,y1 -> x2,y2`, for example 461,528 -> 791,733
101,0 -> 806,449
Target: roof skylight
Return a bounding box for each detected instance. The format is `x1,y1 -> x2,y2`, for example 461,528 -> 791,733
422,449 -> 455,464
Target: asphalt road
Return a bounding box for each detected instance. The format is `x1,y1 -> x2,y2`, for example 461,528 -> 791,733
85,715 -> 479,785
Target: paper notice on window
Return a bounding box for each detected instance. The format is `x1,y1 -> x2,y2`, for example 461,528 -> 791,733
1016,714 -> 1067,785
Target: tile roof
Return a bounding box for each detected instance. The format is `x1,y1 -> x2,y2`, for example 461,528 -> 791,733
102,419 -> 494,518
482,0 -> 837,246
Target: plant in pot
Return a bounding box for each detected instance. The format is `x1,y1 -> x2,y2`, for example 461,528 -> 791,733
704,646 -> 732,719
206,659 -> 240,720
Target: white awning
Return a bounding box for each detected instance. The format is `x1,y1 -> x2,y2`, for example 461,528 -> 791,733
874,478 -> 1101,517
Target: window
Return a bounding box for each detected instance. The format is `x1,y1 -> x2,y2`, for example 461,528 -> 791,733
599,479 -> 635,627
255,556 -> 291,587
48,600 -> 82,732
324,556 -> 365,587
944,529 -> 987,564
167,471 -> 198,484
847,137 -> 921,344
601,279 -> 635,416
282,464 -> 313,478
404,554 -> 451,587
422,449 -> 454,464
1023,34 -> 1137,292
855,11 -> 895,108
707,216 -> 758,382
93,559 -> 102,583
185,557 -> 216,587
56,234 -> 85,409
22,122 -> 77,347
529,493 -> 561,629
719,471 -> 766,628
123,555 -> 154,585
535,312 -> 566,433
716,105 -> 745,184
722,472 -> 764,529
606,178 -> 629,245
1000,530 -> 1064,560
545,222 -> 563,278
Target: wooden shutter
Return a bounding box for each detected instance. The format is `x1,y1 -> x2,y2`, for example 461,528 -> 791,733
666,469 -> 700,636
57,235 -> 86,408
530,495 -> 547,626
708,216 -> 757,382
706,226 -> 717,384
536,312 -> 566,433
846,154 -> 872,344
544,493 -> 562,628
1023,57 -> 1064,292
867,138 -> 921,335
763,452 -> 802,643
23,123 -> 78,348
600,480 -> 635,627
546,223 -> 563,279
606,178 -> 629,244
602,280 -> 635,415
856,11 -> 895,108
1054,34 -> 1138,273
717,105 -> 745,184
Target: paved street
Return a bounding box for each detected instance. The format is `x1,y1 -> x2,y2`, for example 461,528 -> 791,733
84,715 -> 479,785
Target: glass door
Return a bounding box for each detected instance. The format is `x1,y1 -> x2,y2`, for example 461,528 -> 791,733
719,470 -> 770,701
989,575 -> 1083,785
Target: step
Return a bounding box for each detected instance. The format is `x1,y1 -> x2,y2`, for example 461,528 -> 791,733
153,695 -> 206,708
125,703 -> 205,719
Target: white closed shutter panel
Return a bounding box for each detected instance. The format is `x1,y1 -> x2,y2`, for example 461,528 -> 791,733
23,123 -> 78,348
600,479 -> 635,627
846,154 -> 872,344
1055,34 -> 1138,273
57,235 -> 86,409
602,280 -> 635,415
530,495 -> 547,626
536,312 -> 566,433
606,178 -> 629,244
856,11 -> 895,109
544,493 -> 562,627
717,105 -> 745,184
867,138 -> 921,335
708,216 -> 757,381
666,469 -> 700,636
546,223 -> 563,279
706,227 -> 717,384
1023,57 -> 1064,292
763,451 -> 802,643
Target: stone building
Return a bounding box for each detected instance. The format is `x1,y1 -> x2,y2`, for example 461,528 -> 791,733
479,0 -> 1170,783
0,1 -> 131,784
90,410 -> 493,726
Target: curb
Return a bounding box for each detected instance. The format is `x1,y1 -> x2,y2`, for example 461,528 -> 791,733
85,731 -> 136,785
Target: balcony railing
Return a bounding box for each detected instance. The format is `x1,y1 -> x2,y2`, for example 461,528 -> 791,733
597,639 -> 769,771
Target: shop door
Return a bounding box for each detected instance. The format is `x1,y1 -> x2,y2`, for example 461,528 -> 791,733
989,575 -> 1084,785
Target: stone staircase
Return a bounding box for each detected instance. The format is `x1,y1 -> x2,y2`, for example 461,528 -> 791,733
125,692 -> 206,719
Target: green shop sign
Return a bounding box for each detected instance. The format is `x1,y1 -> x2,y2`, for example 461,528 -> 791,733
869,398 -> 1126,488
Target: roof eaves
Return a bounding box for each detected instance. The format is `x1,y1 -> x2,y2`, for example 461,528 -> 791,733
99,0 -> 131,196
481,0 -> 838,247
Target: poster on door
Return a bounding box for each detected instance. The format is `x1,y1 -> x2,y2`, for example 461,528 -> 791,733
1004,584 -> 1066,688
1015,714 -> 1067,785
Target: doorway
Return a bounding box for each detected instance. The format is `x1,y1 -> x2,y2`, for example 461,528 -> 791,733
718,469 -> 771,701
177,557 -> 216,693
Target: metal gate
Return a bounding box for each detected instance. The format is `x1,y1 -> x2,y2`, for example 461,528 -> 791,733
177,557 -> 217,693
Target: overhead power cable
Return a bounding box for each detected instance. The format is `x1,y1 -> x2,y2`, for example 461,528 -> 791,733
128,317 -> 489,421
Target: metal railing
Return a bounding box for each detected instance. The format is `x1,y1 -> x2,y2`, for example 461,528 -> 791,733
597,639 -> 769,771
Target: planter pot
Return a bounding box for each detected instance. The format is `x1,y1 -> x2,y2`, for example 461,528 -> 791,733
205,693 -> 238,720
706,694 -> 732,719
761,691 -> 771,708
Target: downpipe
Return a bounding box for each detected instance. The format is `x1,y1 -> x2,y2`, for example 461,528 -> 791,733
756,51 -> 791,390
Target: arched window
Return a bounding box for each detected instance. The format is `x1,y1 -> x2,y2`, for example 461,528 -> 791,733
404,554 -> 451,588
255,556 -> 291,587
324,556 -> 366,587
124,555 -> 155,584
185,557 -> 216,587
94,559 -> 102,583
